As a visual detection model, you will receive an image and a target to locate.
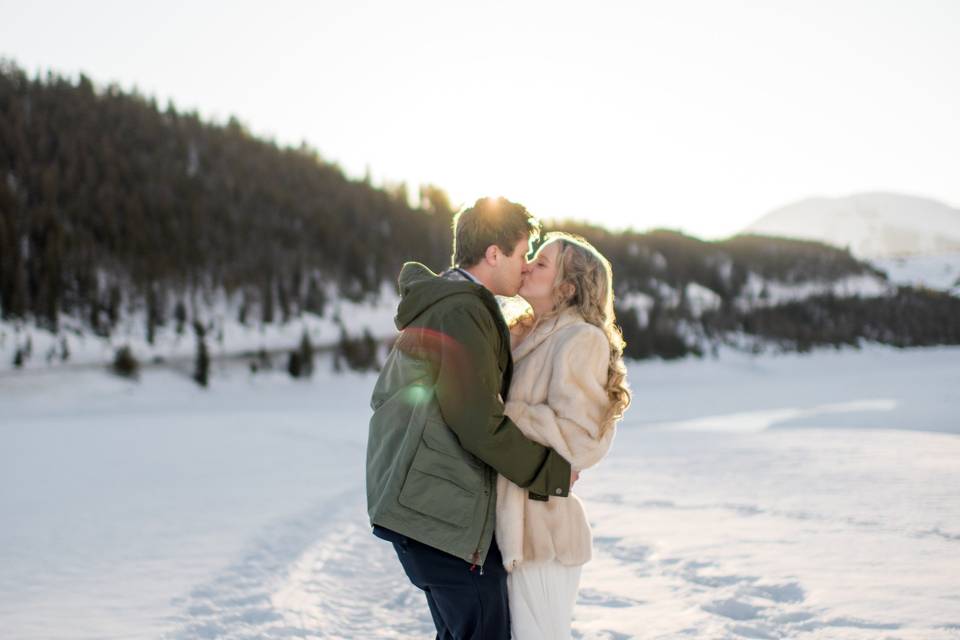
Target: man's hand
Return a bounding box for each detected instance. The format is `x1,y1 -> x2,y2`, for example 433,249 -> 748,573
570,468 -> 580,488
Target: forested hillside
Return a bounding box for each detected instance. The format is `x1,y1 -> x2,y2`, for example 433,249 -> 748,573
2,60 -> 958,372
0,60 -> 454,335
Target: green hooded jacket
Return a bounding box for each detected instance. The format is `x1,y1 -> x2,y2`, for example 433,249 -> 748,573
366,262 -> 571,565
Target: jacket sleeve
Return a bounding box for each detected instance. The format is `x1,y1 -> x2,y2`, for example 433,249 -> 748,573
503,326 -> 615,472
434,304 -> 571,498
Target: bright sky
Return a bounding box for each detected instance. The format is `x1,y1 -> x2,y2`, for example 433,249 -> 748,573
2,0 -> 959,239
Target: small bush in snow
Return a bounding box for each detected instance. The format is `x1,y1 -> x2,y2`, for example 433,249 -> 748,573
288,331 -> 315,379
112,346 -> 139,379
335,328 -> 380,372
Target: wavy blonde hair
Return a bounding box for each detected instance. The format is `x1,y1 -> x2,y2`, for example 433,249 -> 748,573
513,231 -> 631,434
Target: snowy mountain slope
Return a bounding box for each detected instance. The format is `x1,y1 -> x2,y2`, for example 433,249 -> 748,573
732,272 -> 891,310
0,284 -> 400,374
3,227 -> 956,375
868,252 -> 960,293
743,192 -> 960,259
2,261 -> 950,375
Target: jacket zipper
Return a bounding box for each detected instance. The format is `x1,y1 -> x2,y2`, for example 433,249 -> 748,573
470,467 -> 491,576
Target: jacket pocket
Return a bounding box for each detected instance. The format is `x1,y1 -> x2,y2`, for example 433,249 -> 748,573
398,464 -> 475,528
421,418 -> 484,470
397,420 -> 484,527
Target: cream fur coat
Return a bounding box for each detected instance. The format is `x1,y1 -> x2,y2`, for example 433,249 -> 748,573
496,306 -> 616,571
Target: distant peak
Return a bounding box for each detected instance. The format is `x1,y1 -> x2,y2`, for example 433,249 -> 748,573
741,192 -> 960,258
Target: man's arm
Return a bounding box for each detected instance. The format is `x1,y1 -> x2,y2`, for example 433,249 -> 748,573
433,304 -> 570,498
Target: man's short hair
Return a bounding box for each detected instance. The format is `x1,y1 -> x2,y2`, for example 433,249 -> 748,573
452,197 -> 541,268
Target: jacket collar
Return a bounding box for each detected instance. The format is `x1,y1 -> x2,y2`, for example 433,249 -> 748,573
512,306 -> 583,362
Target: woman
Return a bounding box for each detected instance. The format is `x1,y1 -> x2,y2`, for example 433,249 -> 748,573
497,231 -> 632,639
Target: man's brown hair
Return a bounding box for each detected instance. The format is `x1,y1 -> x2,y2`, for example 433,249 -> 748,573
452,197 -> 541,268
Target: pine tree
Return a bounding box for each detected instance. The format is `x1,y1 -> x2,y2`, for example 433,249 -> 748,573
304,276 -> 327,316
146,285 -> 165,345
298,329 -> 314,377
107,285 -> 121,329
238,290 -> 249,326
174,300 -> 187,335
192,321 -> 209,387
261,278 -> 274,325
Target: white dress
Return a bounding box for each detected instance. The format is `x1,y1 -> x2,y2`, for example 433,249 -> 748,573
508,561 -> 582,639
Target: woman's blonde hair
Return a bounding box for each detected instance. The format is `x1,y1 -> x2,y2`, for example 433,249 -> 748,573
514,231 -> 631,434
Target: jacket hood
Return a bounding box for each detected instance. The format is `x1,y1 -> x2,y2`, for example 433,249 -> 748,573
394,262 -> 487,329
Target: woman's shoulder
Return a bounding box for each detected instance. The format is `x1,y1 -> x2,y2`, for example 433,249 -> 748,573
554,316 -> 609,353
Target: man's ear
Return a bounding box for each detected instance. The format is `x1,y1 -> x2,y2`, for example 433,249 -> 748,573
483,244 -> 500,266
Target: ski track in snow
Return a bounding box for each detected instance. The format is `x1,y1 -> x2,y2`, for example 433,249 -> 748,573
581,516 -> 906,640
162,492 -> 434,640
161,465 -> 960,639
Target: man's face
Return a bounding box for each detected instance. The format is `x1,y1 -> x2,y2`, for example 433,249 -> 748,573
492,236 -> 530,297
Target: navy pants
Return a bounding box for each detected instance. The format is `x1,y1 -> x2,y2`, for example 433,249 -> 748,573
374,526 -> 510,640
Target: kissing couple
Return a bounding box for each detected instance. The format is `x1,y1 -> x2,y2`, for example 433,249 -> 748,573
366,196 -> 631,639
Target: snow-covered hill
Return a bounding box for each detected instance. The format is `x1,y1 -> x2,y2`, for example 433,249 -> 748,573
4,225 -> 957,375
743,192 -> 960,259
0,285 -> 400,374
869,252 -> 960,294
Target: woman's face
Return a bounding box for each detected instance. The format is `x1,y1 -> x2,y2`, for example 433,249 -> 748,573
518,241 -> 562,309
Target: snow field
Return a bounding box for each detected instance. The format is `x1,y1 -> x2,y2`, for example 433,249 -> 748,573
2,345 -> 959,638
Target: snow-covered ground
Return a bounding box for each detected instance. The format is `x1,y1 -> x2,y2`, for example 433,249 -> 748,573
2,345 -> 959,639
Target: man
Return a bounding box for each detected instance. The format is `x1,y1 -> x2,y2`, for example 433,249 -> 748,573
366,196 -> 573,639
